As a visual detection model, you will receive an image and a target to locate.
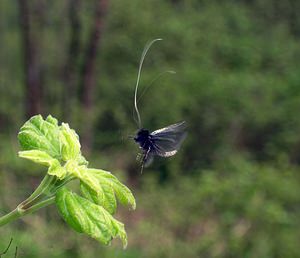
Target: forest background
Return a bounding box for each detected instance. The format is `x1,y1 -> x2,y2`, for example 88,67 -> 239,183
0,1 -> 300,257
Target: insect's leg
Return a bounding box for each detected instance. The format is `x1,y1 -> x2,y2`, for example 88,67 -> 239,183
141,147 -> 151,173
14,246 -> 18,258
136,153 -> 140,161
0,238 -> 13,256
143,147 -> 151,164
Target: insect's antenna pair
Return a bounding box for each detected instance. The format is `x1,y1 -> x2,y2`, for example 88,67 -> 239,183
134,38 -> 162,129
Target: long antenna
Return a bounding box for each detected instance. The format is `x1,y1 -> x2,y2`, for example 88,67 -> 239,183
137,70 -> 176,103
133,70 -> 175,125
134,38 -> 162,128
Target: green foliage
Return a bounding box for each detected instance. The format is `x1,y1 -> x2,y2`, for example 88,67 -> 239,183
18,115 -> 61,160
79,168 -> 136,214
1,115 -> 135,248
134,158 -> 300,258
56,187 -> 127,248
60,123 -> 84,162
18,115 -> 88,168
1,157 -> 298,258
19,150 -> 66,179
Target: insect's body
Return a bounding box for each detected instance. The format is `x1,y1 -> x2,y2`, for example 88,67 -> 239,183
134,122 -> 187,168
134,129 -> 154,165
134,129 -> 152,151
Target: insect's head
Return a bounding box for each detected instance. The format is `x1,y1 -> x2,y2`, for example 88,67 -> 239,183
134,128 -> 150,142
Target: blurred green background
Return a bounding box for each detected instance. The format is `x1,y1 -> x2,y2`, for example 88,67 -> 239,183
1,0 -> 300,257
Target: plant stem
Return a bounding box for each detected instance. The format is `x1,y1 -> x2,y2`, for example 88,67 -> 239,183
20,174 -> 55,208
0,174 -> 74,227
0,196 -> 55,227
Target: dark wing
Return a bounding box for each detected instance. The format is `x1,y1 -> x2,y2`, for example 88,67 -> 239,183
150,121 -> 187,157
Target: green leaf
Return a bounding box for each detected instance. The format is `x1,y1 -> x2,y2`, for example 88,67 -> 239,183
80,181 -> 117,214
18,115 -> 88,178
18,115 -> 61,159
60,123 -> 81,161
18,150 -> 56,166
18,150 -> 67,179
46,115 -> 58,126
77,154 -> 89,166
56,187 -> 127,248
73,168 -> 136,214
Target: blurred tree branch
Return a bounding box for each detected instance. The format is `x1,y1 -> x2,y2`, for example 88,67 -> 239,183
80,0 -> 109,151
18,0 -> 43,118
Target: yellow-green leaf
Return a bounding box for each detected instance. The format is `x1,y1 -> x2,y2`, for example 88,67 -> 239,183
56,187 -> 127,248
18,115 -> 61,159
72,168 -> 136,213
19,150 -> 67,179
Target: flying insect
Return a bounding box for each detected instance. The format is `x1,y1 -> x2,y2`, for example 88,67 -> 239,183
132,39 -> 187,170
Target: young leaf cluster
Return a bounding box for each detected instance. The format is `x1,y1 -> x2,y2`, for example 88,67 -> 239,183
6,115 -> 136,248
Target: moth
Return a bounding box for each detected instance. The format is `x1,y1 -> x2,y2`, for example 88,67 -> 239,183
132,39 -> 187,169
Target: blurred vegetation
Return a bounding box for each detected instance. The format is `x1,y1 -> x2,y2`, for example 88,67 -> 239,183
0,0 -> 300,257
